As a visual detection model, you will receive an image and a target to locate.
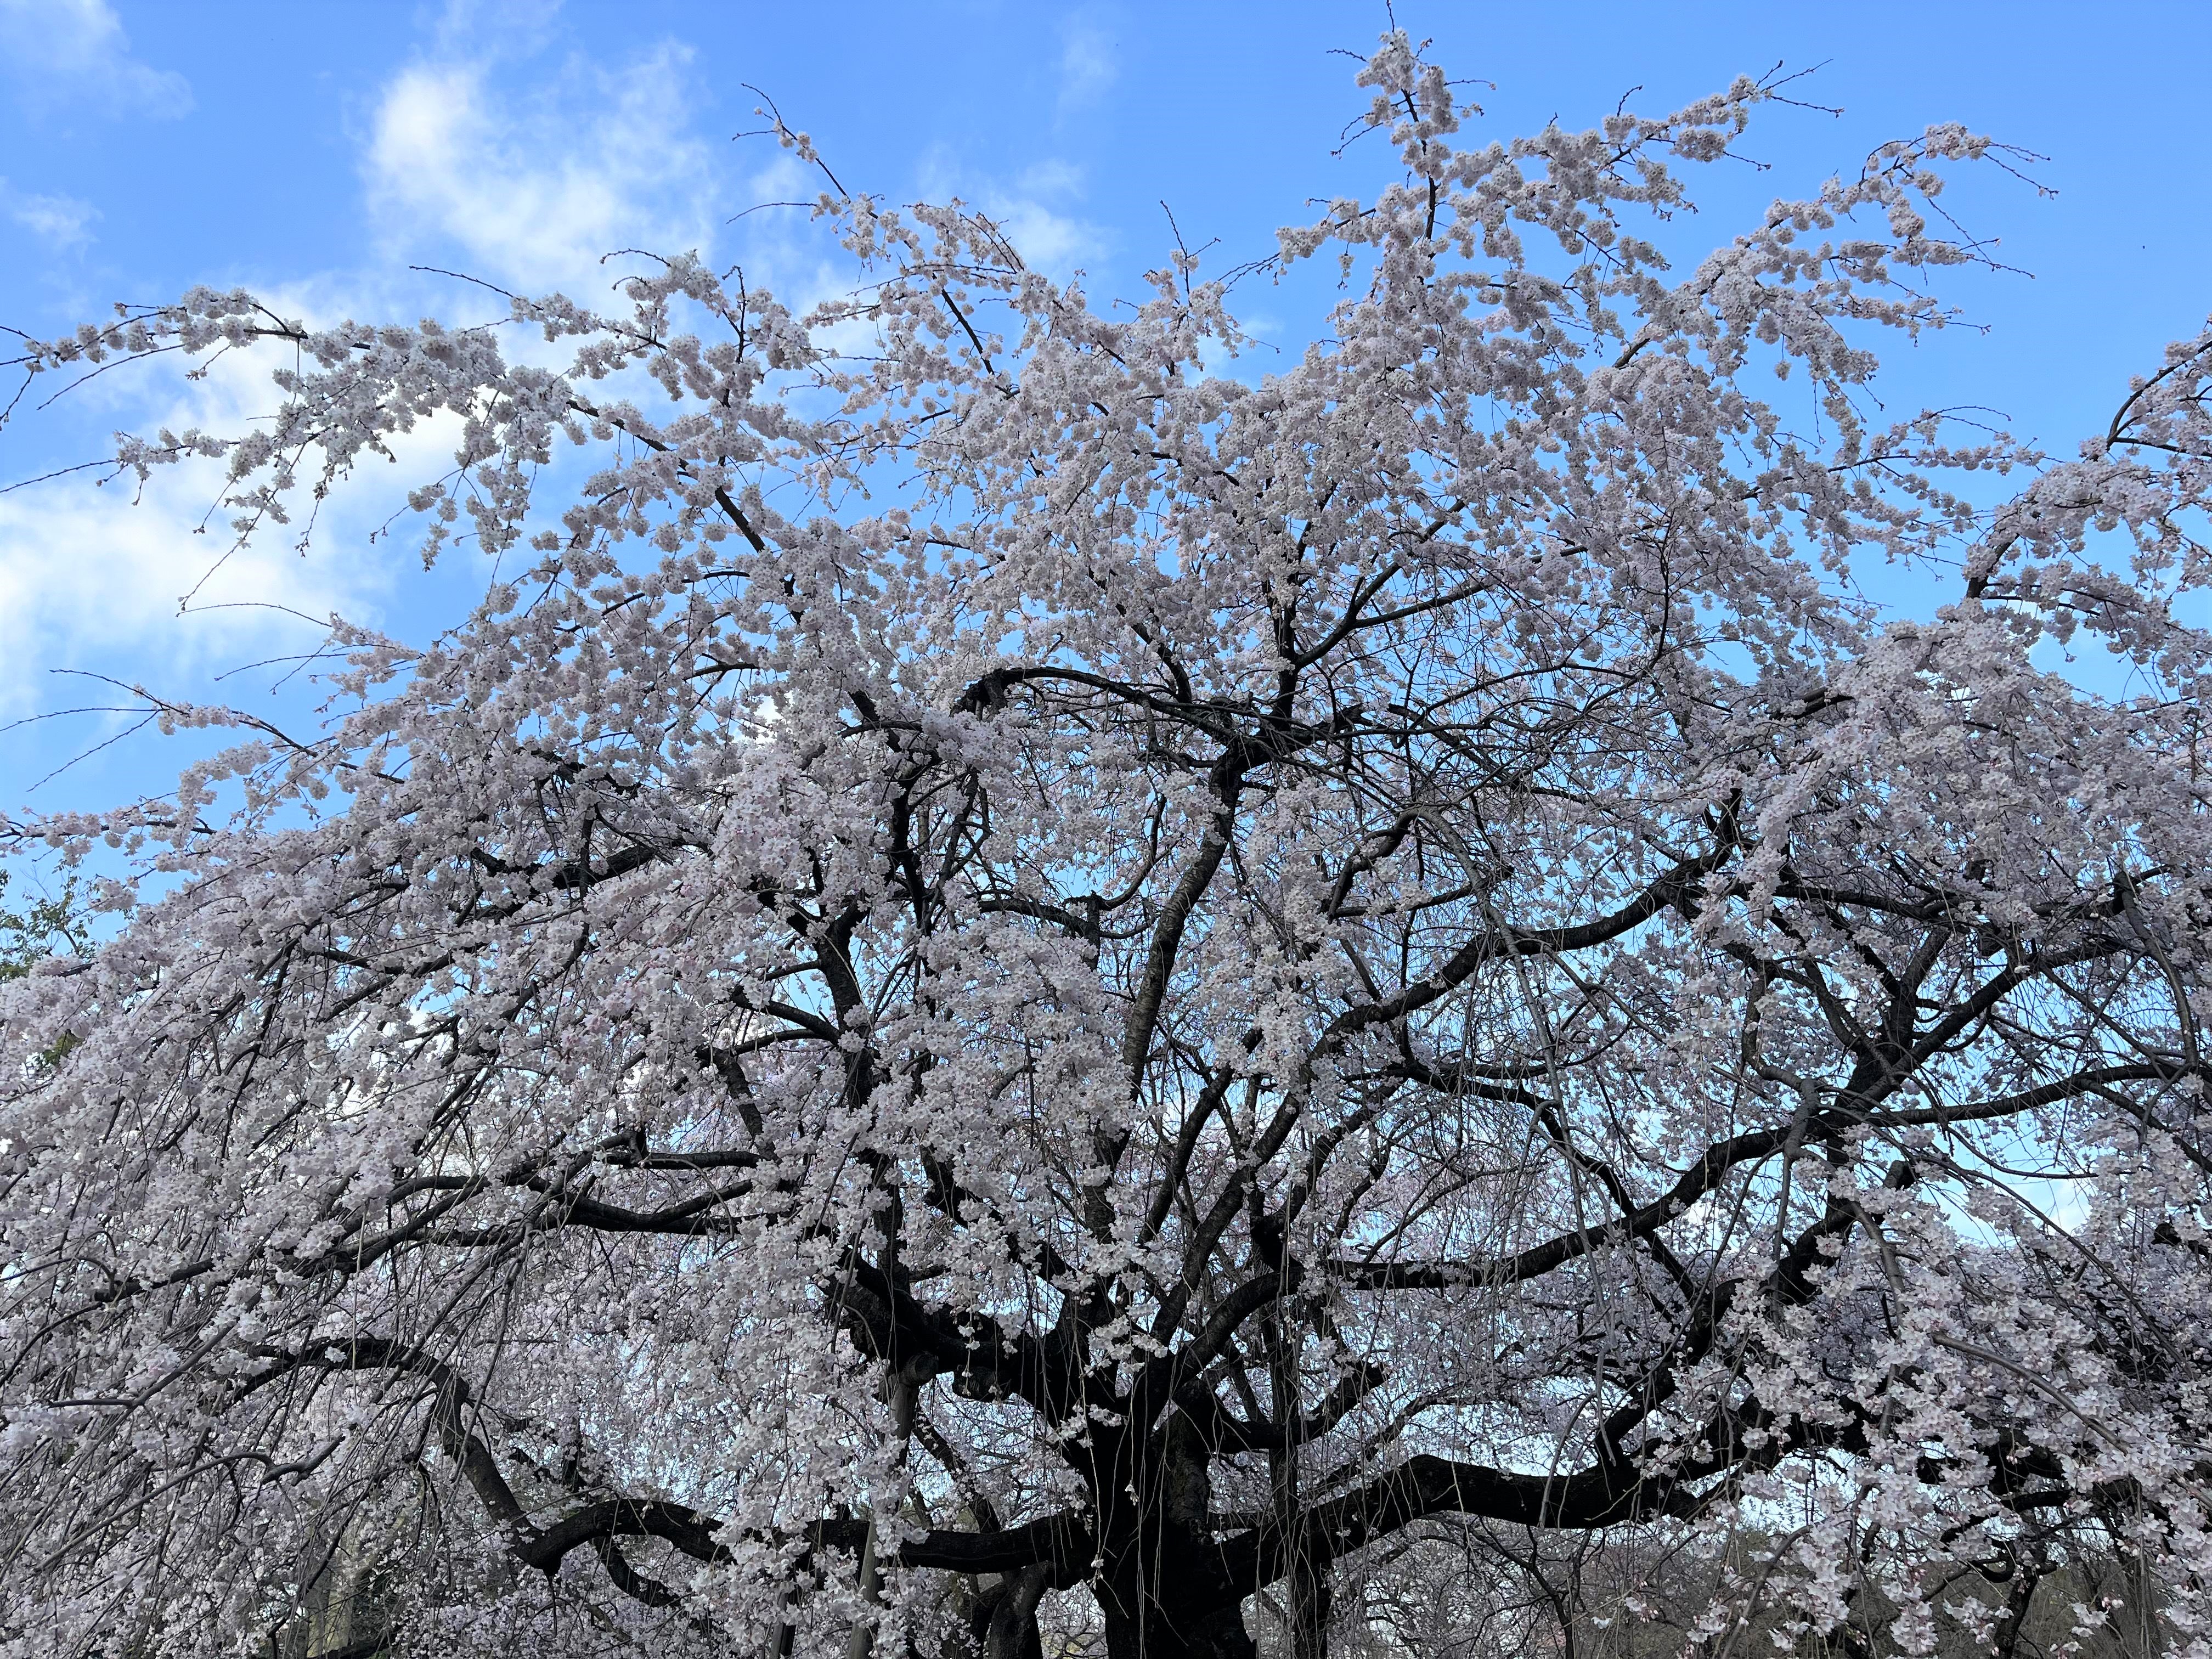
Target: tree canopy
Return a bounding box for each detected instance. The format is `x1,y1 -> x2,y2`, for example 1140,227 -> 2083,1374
5,35 -> 2212,1659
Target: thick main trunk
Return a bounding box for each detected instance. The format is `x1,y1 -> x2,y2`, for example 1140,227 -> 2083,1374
1098,1592 -> 1257,1659
1089,1415 -> 1259,1659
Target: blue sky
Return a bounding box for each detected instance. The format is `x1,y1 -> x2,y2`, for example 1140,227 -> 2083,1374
3,0 -> 2210,827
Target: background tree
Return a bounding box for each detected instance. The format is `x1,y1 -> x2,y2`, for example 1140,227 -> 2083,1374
5,33 -> 2212,1659
0,872 -> 83,983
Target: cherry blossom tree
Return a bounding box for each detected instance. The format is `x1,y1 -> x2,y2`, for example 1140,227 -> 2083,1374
5,34 -> 2212,1659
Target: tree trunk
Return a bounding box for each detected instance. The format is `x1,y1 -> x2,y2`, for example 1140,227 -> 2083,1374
981,1565 -> 1048,1659
1091,1415 -> 1259,1659
1285,1556 -> 1331,1659
1099,1599 -> 1258,1659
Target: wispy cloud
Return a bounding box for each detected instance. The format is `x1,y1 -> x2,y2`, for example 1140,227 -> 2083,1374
1058,14 -> 1119,114
0,314 -> 438,725
904,10 -> 1118,279
364,44 -> 717,292
0,0 -> 191,120
1,181 -> 98,251
0,489 -> 340,723
430,0 -> 565,53
1,14 -> 734,748
915,150 -> 1108,276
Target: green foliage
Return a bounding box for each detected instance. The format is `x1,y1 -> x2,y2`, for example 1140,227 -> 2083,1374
0,871 -> 89,983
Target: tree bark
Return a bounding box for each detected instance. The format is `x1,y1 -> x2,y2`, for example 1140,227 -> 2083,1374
981,1565 -> 1048,1659
1092,1413 -> 1258,1659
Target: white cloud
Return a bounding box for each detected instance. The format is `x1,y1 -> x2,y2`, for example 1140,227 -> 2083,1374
0,477 -> 375,724
0,339 -> 428,723
430,0 -> 563,52
994,179 -> 1104,273
364,44 -> 717,292
0,15 -> 743,742
0,7 -> 749,774
0,496 -> 316,721
914,150 -> 1108,277
1,181 -> 97,251
1059,15 -> 1118,113
0,0 -> 191,120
